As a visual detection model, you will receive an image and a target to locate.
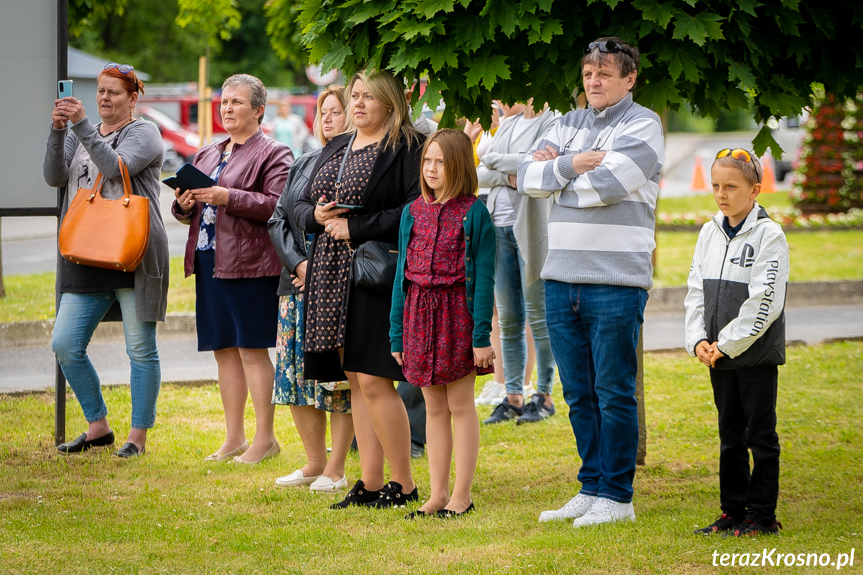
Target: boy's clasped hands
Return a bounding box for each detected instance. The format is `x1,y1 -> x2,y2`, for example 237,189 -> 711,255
695,340 -> 726,368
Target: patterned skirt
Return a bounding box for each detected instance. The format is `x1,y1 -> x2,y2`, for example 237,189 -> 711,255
272,294 -> 350,413
402,282 -> 493,388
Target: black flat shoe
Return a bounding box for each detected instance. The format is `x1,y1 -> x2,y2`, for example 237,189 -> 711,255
114,442 -> 144,458
437,502 -> 475,518
405,509 -> 436,520
57,431 -> 115,454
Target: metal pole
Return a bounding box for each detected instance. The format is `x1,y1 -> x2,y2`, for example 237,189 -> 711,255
55,0 -> 68,446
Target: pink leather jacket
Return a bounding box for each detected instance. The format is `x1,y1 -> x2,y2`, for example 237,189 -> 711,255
172,130 -> 292,279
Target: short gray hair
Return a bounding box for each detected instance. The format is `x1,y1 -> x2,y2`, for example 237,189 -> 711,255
222,74 -> 268,124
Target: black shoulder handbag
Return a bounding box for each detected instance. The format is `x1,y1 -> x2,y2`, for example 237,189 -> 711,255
332,134 -> 400,292
351,240 -> 399,291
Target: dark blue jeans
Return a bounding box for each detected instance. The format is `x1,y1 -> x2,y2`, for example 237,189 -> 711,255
545,281 -> 647,503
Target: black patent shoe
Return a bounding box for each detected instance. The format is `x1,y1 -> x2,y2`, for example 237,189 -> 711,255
57,431 -> 115,454
330,480 -> 381,509
114,442 -> 145,458
366,481 -> 419,509
437,502 -> 475,518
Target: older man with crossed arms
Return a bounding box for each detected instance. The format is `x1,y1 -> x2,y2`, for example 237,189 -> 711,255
517,37 -> 664,527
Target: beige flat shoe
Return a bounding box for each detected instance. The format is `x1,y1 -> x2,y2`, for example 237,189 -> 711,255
204,441 -> 249,462
232,441 -> 280,464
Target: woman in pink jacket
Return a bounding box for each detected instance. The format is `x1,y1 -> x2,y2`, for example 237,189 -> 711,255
172,74 -> 292,464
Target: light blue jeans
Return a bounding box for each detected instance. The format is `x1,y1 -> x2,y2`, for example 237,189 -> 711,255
52,289 -> 161,429
493,225 -> 555,396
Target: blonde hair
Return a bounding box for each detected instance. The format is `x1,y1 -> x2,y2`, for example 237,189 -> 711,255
347,69 -> 422,151
314,85 -> 347,145
420,129 -> 478,204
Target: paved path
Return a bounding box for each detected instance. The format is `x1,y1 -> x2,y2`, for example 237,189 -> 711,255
2,305 -> 860,394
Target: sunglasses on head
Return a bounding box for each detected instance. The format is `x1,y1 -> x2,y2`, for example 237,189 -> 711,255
716,148 -> 753,162
584,41 -> 633,58
104,62 -> 135,74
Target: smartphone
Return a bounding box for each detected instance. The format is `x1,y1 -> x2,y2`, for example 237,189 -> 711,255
317,202 -> 363,210
57,80 -> 74,99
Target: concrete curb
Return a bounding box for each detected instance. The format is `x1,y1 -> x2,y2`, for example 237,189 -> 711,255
1,280 -> 862,348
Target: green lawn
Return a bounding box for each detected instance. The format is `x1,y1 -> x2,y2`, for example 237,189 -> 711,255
1,342 -> 861,573
653,229 -> 863,287
3,227 -> 862,322
657,191 -> 793,214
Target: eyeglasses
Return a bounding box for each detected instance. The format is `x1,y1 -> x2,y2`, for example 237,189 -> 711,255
584,41 -> 633,58
104,62 -> 135,74
716,148 -> 753,162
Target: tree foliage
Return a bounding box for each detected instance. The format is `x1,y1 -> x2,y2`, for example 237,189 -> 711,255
278,0 -> 863,155
69,0 -> 308,87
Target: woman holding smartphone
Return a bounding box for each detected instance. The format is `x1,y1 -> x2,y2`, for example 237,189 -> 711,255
44,63 -> 169,458
294,69 -> 424,508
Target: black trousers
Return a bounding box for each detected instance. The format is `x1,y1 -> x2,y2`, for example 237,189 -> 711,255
397,381 -> 426,447
710,365 -> 780,522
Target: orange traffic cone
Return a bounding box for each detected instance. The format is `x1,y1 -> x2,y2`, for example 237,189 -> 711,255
760,155 -> 777,193
690,156 -> 708,192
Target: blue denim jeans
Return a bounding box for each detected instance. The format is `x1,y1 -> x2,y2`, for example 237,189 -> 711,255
494,226 -> 555,396
52,289 -> 161,429
544,281 -> 647,503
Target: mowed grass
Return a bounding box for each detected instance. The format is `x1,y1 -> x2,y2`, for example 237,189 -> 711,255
652,229 -> 863,287
3,226 -> 862,323
1,342 -> 861,574
0,256 -> 195,323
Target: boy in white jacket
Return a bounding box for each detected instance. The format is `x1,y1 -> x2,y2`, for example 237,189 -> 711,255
684,148 -> 789,537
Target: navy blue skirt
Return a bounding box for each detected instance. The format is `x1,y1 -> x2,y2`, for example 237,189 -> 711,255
194,249 -> 279,351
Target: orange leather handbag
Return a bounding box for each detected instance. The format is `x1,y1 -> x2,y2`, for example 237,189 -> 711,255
59,155 -> 150,272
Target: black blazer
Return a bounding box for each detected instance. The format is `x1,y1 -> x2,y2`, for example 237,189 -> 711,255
294,130 -> 425,382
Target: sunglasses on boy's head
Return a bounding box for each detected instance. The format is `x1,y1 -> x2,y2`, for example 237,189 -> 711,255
104,62 -> 135,74
716,148 -> 754,162
584,41 -> 634,58
716,148 -> 763,181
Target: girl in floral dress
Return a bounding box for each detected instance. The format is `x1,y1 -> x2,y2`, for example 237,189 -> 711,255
390,129 -> 496,517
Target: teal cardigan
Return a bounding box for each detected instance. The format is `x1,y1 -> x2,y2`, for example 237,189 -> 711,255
390,197 -> 497,353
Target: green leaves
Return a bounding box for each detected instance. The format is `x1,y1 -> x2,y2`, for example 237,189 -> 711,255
633,0 -> 675,28
672,9 -> 724,46
464,53 -> 511,89
752,125 -> 784,158
286,0 -> 863,139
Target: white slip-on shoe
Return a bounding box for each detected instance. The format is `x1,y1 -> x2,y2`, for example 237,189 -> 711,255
309,475 -> 349,492
475,381 -> 505,405
572,497 -> 636,527
275,468 -> 320,487
538,493 -> 597,522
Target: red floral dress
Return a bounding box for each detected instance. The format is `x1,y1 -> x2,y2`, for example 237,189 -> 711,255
402,195 -> 494,387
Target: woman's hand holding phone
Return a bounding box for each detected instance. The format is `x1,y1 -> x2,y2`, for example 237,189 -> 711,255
313,195 -> 349,226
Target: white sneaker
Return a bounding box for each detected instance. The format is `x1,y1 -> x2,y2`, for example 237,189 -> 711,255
275,469 -> 320,487
572,497 -> 636,527
309,475 -> 348,492
538,494 -> 597,522
475,381 -> 506,405
523,384 -> 537,398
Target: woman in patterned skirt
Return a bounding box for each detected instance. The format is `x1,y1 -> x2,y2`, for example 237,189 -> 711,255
268,85 -> 354,492
294,69 -> 424,508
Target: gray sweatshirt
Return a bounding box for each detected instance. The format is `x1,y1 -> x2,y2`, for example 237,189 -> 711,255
43,117 -> 170,322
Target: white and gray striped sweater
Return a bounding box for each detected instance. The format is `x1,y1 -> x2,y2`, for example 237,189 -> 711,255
516,93 -> 664,290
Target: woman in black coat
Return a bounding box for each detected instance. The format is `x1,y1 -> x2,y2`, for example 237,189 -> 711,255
294,69 -> 424,509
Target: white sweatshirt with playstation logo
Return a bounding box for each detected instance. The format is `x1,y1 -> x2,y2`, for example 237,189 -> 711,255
684,202 -> 790,369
